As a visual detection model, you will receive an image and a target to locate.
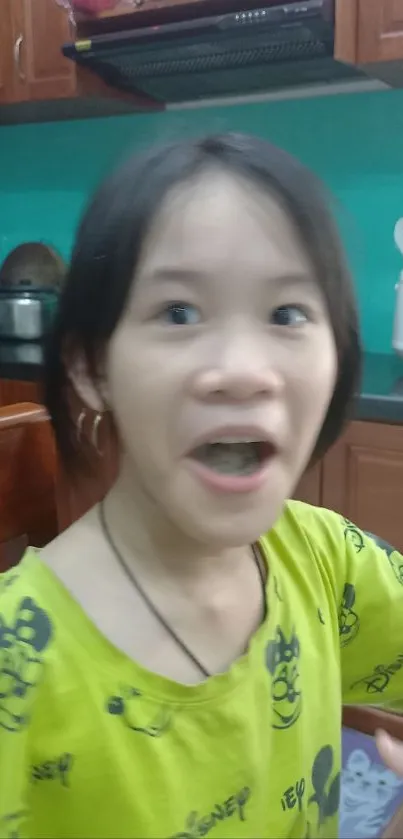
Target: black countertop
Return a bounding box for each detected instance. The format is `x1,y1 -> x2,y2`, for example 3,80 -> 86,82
2,340 -> 403,424
355,352 -> 403,423
0,339 -> 45,382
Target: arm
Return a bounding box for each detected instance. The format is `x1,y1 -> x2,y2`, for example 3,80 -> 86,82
339,523 -> 403,706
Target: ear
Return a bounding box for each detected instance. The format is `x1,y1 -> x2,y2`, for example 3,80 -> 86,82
67,353 -> 110,413
348,749 -> 371,773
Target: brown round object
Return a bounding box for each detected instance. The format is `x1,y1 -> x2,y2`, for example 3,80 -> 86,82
0,242 -> 66,289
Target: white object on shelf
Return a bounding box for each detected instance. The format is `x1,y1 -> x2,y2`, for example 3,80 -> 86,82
393,219 -> 403,358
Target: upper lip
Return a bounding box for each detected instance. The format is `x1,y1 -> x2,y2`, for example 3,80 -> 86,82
187,425 -> 279,452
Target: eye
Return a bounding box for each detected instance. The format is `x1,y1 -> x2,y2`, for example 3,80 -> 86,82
271,305 -> 309,327
160,302 -> 201,326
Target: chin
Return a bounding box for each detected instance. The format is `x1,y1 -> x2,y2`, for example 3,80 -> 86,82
176,496 -> 287,550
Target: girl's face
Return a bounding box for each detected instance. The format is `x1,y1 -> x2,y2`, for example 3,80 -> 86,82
105,171 -> 337,547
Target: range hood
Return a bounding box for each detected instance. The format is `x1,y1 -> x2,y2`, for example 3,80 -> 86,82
63,0 -> 364,105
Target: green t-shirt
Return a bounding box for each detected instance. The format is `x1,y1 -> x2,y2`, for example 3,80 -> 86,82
1,501 -> 403,839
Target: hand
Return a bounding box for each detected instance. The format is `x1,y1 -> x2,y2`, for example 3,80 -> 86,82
376,729 -> 403,776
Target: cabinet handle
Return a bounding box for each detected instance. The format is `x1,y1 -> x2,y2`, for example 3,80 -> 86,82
13,35 -> 25,82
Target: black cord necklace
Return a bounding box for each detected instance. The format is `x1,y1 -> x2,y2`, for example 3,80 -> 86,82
98,499 -> 267,679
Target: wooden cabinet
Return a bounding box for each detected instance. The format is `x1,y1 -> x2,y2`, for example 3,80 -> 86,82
293,462 -> 322,507
0,378 -> 42,406
0,0 -> 159,117
0,1 -> 16,104
322,420 -> 403,552
335,0 -> 403,66
16,0 -> 77,102
0,0 -> 75,105
357,0 -> 403,64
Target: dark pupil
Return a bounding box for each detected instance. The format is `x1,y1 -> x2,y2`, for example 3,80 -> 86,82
274,306 -> 290,326
170,305 -> 188,325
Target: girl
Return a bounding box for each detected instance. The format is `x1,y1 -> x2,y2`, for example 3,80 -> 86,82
1,132 -> 403,839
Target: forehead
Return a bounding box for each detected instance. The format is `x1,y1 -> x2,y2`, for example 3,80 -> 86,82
136,170 -> 313,283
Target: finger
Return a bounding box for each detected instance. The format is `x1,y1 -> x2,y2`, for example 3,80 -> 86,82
376,729 -> 403,776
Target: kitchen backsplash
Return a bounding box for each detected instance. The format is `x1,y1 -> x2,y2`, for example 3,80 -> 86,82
1,88 -> 403,353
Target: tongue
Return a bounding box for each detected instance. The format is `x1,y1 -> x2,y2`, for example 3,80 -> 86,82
194,442 -> 261,475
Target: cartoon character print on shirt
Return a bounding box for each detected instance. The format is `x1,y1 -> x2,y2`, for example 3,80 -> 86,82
308,745 -> 340,830
280,745 -> 340,836
365,532 -> 403,586
339,748 -> 403,838
343,519 -> 365,554
171,787 -> 251,838
339,583 -> 360,647
0,597 -> 52,732
266,626 -> 301,729
350,650 -> 403,696
106,685 -> 173,736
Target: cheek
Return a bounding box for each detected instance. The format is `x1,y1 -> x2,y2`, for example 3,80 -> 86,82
306,346 -> 337,407
287,332 -> 337,430
106,337 -> 166,440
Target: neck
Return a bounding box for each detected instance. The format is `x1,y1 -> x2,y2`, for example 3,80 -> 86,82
103,459 -> 252,587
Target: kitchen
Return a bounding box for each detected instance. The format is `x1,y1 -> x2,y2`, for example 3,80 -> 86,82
2,0 -> 403,543
2,2 -> 403,836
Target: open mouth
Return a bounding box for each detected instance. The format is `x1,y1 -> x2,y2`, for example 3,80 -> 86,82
190,440 -> 274,476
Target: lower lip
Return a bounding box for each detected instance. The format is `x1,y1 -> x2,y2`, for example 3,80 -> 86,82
186,457 -> 273,494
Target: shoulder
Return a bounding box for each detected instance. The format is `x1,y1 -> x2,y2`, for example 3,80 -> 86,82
266,501 -> 350,602
0,552 -> 55,735
0,551 -> 54,622
271,499 -> 347,550
0,551 -> 55,658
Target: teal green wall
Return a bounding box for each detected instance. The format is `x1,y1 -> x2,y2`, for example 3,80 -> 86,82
1,88 -> 403,353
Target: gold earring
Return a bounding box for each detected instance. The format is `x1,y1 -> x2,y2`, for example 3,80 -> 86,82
76,410 -> 86,443
91,412 -> 104,456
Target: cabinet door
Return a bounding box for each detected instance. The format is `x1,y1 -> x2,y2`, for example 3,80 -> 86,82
322,420 -> 403,551
357,0 -> 403,63
293,463 -> 322,507
15,0 -> 76,101
0,379 -> 43,406
0,0 -> 16,103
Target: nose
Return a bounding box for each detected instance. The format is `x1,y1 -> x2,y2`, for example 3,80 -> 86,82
193,331 -> 283,402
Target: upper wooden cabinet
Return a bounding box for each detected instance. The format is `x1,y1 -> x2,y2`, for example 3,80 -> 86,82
357,0 -> 403,64
16,0 -> 77,101
0,0 -> 160,117
0,1 -> 17,103
0,0 -> 75,105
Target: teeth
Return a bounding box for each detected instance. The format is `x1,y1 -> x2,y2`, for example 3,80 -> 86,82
194,442 -> 262,476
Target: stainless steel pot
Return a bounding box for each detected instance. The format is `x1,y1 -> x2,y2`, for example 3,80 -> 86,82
0,286 -> 58,341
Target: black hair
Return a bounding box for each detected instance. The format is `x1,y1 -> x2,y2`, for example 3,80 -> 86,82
44,132 -> 361,468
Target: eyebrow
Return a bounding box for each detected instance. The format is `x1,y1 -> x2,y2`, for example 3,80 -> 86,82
143,267 -> 207,284
144,267 -> 316,288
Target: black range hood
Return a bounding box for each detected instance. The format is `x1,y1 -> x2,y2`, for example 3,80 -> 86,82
63,0 -> 364,105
